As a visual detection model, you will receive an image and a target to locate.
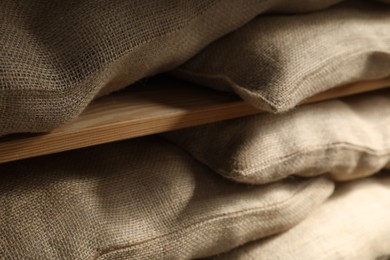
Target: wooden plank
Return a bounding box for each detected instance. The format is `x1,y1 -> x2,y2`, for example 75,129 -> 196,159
0,76 -> 389,164
304,77 -> 390,103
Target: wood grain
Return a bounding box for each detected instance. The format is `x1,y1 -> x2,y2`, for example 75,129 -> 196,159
0,76 -> 389,164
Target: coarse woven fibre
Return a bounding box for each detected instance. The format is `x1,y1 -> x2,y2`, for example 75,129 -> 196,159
213,173 -> 390,260
173,0 -> 390,112
0,0 -> 343,136
163,90 -> 390,184
0,136 -> 334,259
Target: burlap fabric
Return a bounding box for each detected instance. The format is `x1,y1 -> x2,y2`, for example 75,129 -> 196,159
164,91 -> 390,184
213,173 -> 390,260
173,0 -> 390,112
0,0 -> 343,136
0,136 -> 333,259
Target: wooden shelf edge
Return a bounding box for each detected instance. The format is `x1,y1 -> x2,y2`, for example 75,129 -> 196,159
0,77 -> 389,164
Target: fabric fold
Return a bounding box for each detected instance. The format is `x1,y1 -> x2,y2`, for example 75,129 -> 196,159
0,0 -> 343,136
212,172 -> 390,260
164,91 -> 390,184
173,0 -> 390,112
0,136 -> 334,259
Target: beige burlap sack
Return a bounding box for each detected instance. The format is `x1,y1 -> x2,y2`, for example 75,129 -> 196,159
214,173 -> 390,260
173,0 -> 390,112
0,136 -> 333,259
0,0 -> 343,136
163,91 -> 390,184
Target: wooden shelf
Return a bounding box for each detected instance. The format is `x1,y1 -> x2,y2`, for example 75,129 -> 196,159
0,76 -> 389,164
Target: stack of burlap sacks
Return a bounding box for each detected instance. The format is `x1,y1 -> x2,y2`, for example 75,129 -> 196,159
1,0 -> 390,259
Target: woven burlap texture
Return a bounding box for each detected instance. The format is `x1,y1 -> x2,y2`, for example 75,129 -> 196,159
0,0 -> 343,136
0,136 -> 333,259
214,173 -> 390,260
163,91 -> 390,184
173,0 -> 390,112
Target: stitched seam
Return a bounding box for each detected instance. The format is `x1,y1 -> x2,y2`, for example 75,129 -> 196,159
173,70 -> 278,109
228,118 -> 390,173
182,141 -> 390,180
178,116 -> 390,177
95,180 -> 316,259
229,142 -> 390,177
176,41 -> 390,109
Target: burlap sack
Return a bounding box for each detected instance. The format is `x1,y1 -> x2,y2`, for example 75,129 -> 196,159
0,136 -> 333,259
0,0 -> 343,137
163,91 -> 390,184
213,173 -> 390,260
173,0 -> 390,112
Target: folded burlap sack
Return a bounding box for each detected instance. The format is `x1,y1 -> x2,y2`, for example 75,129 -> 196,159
0,0 -> 343,137
173,0 -> 390,112
0,136 -> 333,259
163,91 -> 390,184
213,173 -> 390,260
